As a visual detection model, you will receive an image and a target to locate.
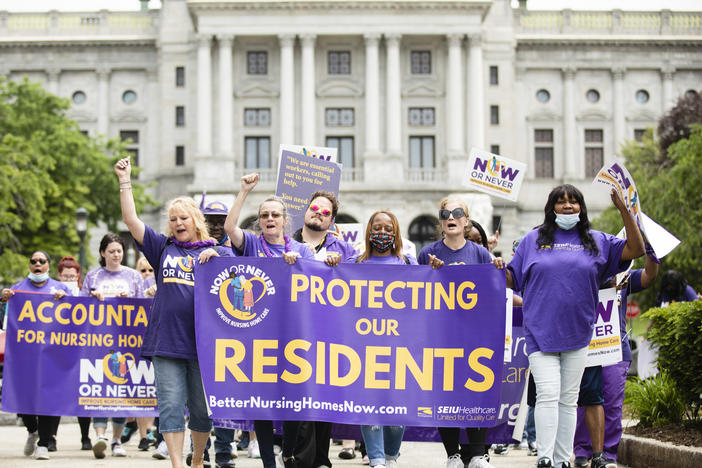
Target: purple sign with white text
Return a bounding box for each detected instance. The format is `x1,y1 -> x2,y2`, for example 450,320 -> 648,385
195,257 -> 506,427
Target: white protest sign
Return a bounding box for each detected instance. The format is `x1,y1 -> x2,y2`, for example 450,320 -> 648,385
585,288 -> 622,367
641,212 -> 680,259
464,148 -> 527,202
336,223 -> 364,253
592,162 -> 645,238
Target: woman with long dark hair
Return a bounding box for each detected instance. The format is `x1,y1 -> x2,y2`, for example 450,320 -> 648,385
505,185 -> 644,468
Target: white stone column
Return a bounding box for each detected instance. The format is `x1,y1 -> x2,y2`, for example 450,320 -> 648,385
385,33 -> 402,156
46,68 -> 60,95
467,34 -> 484,150
612,67 -> 625,154
144,67 -> 160,178
279,34 -> 295,146
662,65 -> 675,112
562,66 -> 577,179
97,67 -> 110,136
364,33 -> 381,156
447,34 -> 464,155
514,66 -> 529,171
300,34 -> 317,145
217,34 -> 234,158
196,34 -> 213,156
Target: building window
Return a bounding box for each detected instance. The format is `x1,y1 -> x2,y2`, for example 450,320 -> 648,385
122,90 -> 137,105
326,136 -> 354,168
634,129 -> 646,142
79,130 -> 89,137
244,136 -> 271,169
586,89 -> 600,103
534,129 -> 554,178
489,66 -> 498,85
685,89 -> 698,99
585,129 -> 604,177
490,105 -> 499,125
410,51 -> 431,74
72,91 -> 86,105
409,215 -> 439,253
175,106 -> 185,127
244,108 -> 271,127
635,89 -> 650,104
175,66 -> 185,87
408,107 -> 435,126
536,89 -> 550,103
247,51 -> 268,75
409,136 -> 435,168
490,145 -> 500,155
120,130 -> 139,144
325,108 -> 354,127
175,145 -> 185,166
328,51 -> 351,75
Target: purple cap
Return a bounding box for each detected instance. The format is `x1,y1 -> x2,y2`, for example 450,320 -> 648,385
202,201 -> 229,216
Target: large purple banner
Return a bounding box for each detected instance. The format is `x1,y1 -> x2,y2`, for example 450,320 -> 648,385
1,293 -> 157,417
195,257 -> 506,427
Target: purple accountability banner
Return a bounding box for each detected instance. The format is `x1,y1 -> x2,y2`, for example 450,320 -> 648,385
194,257 -> 506,427
1,293 -> 157,417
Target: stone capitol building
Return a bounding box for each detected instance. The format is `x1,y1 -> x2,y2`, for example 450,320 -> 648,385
1,0 -> 701,255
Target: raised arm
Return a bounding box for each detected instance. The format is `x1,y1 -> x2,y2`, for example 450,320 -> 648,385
611,189 -> 645,261
225,173 -> 259,250
114,157 -> 145,244
639,244 -> 660,289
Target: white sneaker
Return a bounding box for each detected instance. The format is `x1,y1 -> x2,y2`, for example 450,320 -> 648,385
34,446 -> 50,460
386,460 -> 398,468
518,439 -> 528,450
362,454 -> 370,465
247,439 -> 261,458
92,436 -> 108,459
467,455 -> 495,468
24,431 -> 39,456
152,440 -> 168,459
447,453 -> 463,468
111,440 -> 127,457
230,443 -> 238,459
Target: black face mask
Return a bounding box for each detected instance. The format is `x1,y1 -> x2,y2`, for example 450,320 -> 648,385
369,232 -> 394,252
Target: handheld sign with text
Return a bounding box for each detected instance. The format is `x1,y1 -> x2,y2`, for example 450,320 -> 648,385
592,162 -> 646,239
464,148 -> 526,202
585,288 -> 622,367
275,149 -> 342,232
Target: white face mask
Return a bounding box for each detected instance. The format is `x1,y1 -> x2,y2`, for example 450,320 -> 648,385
554,211 -> 580,230
28,271 -> 50,283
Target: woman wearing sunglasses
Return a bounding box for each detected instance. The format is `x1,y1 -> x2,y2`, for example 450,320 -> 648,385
1,251 -> 70,460
136,256 -> 157,298
224,173 -> 313,468
417,198 -> 497,468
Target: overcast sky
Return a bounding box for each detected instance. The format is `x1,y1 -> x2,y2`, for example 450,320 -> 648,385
3,0 -> 702,12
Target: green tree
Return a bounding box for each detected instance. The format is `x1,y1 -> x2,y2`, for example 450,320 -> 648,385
0,77 -> 154,285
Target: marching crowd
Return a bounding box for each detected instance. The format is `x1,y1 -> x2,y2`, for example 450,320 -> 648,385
1,154 -> 698,468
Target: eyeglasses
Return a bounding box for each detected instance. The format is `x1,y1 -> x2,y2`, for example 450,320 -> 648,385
438,208 -> 467,220
259,212 -> 282,219
140,268 -> 154,273
30,259 -> 47,265
61,275 -> 78,281
309,205 -> 331,217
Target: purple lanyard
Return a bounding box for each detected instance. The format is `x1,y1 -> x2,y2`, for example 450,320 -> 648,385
259,233 -> 291,257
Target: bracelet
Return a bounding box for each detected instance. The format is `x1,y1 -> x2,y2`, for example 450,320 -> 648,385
119,181 -> 131,186
120,186 -> 132,192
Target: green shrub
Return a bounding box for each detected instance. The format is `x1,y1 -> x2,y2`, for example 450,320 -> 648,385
643,300 -> 702,421
625,371 -> 685,427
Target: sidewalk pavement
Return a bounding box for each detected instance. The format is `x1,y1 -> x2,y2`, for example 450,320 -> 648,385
0,421 -> 629,468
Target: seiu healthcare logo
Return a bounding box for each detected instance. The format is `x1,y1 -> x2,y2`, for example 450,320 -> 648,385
464,148 -> 526,202
162,254 -> 196,286
209,264 -> 276,328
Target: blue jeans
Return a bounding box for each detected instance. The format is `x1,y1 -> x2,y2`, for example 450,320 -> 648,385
523,406 -> 536,443
93,417 -> 127,428
152,356 -> 212,434
360,425 -> 404,467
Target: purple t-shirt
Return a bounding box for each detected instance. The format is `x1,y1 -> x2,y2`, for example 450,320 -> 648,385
352,253 -> 418,265
80,267 -> 144,298
507,228 -> 627,354
143,276 -> 156,290
137,224 -> 228,359
417,239 -> 492,266
11,277 -> 71,296
234,231 -> 314,260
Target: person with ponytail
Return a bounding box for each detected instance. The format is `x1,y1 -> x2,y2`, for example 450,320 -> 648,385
505,185 -> 644,468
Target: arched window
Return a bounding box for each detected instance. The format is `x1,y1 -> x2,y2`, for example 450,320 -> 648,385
240,215 -> 257,231
335,213 -> 358,224
409,215 -> 439,253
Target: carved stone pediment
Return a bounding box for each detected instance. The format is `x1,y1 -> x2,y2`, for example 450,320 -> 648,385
112,111 -> 146,123
626,109 -> 658,122
65,109 -> 97,122
576,109 -> 609,121
235,81 -> 279,98
402,82 -> 443,97
316,79 -> 363,97
526,109 -> 562,122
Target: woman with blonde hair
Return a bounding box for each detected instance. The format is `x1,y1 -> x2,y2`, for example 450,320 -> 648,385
114,156 -> 223,468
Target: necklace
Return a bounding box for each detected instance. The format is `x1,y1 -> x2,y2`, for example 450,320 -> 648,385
169,238 -> 216,249
259,233 -> 291,257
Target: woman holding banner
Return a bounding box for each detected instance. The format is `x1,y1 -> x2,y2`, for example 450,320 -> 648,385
351,210 -> 416,468
418,198 -> 496,468
224,173 -> 313,468
1,251 -> 70,460
114,156 -> 222,468
505,185 -> 644,468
